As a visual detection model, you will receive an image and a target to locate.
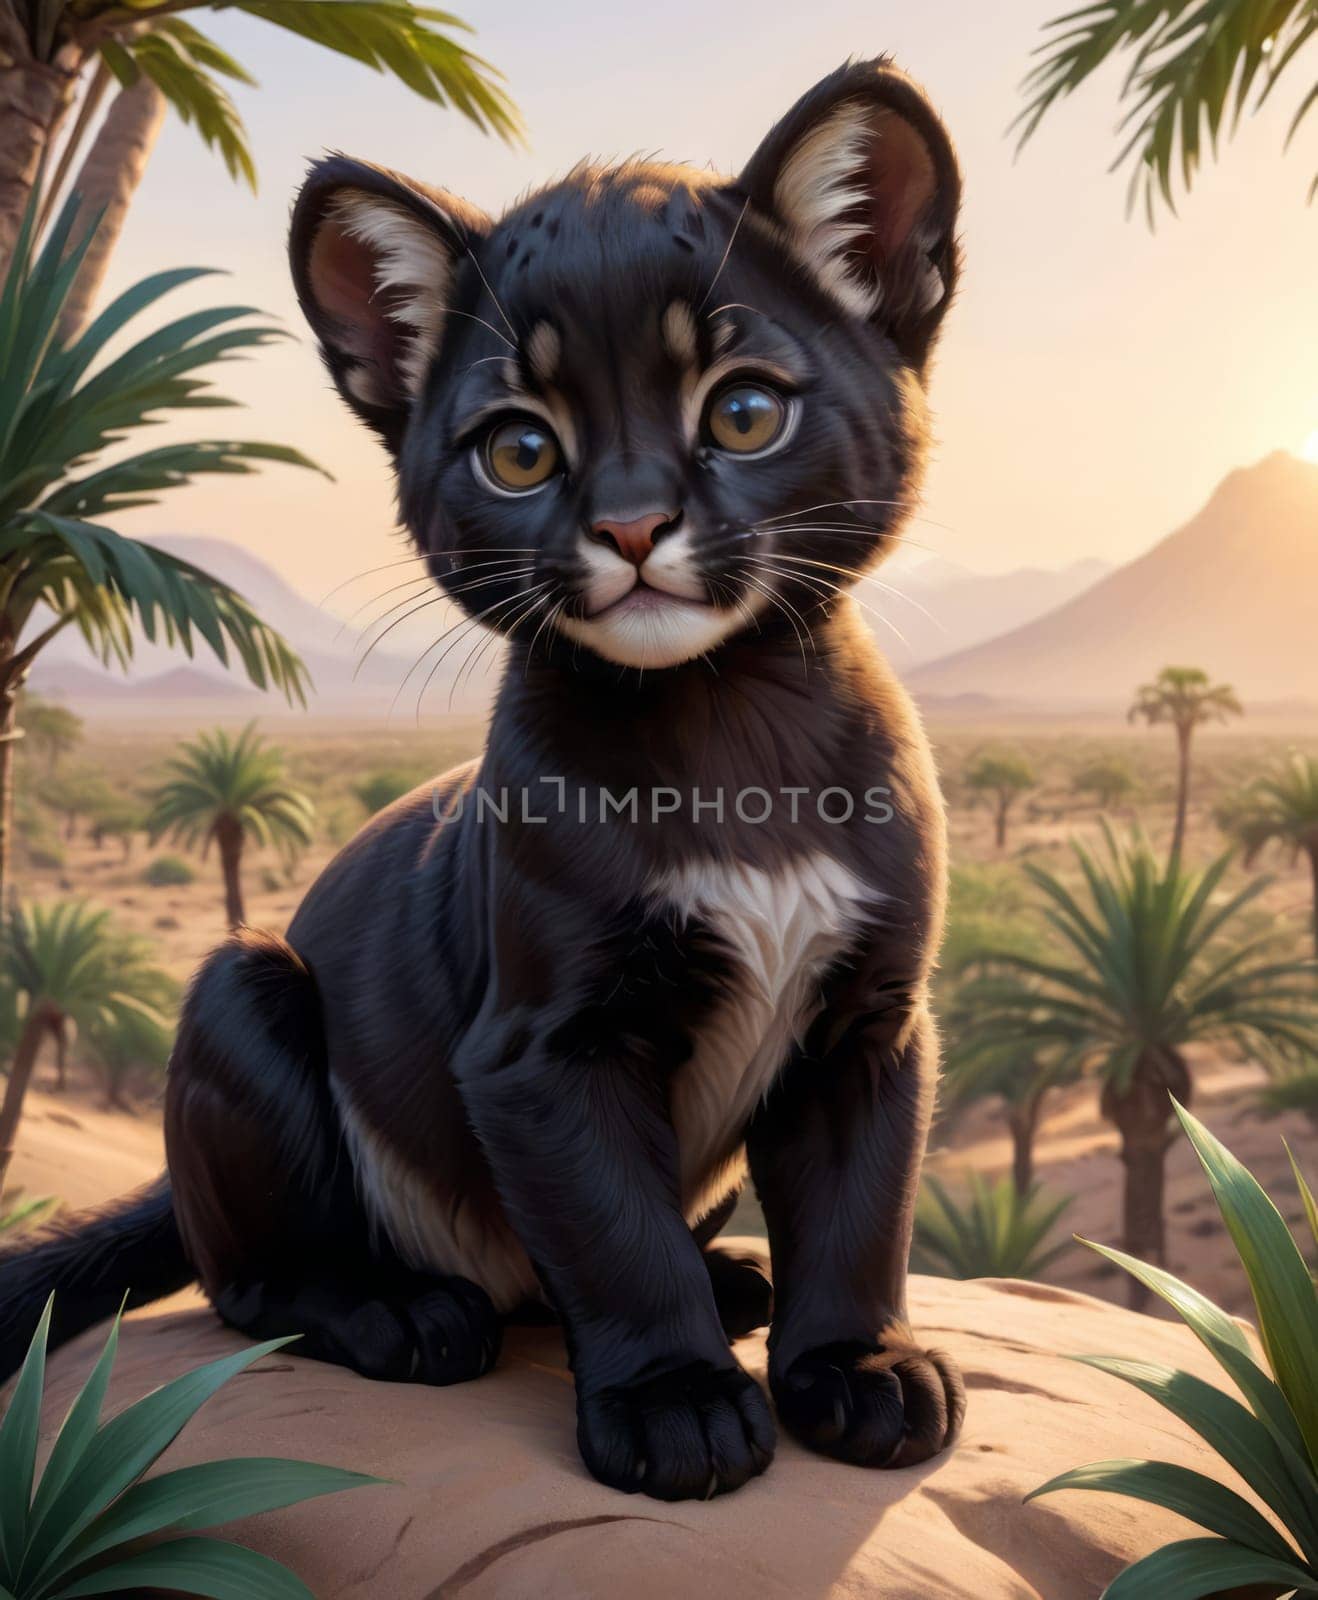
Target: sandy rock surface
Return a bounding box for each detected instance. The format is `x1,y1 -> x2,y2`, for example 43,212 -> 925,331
33,1260 -> 1266,1600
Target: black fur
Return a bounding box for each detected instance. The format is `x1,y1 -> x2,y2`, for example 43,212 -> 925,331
0,57 -> 966,1500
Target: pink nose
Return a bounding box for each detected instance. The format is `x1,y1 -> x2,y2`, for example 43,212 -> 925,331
590,511 -> 675,568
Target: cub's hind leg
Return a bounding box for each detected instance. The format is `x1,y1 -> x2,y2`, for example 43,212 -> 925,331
166,929 -> 501,1386
693,1188 -> 773,1340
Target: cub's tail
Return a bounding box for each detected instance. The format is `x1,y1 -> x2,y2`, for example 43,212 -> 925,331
0,1176 -> 192,1381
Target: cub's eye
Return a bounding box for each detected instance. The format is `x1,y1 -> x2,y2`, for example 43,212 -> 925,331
483,420 -> 561,492
705,383 -> 788,456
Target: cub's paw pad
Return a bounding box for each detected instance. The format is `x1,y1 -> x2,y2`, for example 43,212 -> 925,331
404,1277 -> 502,1385
705,1247 -> 774,1339
773,1338 -> 964,1468
578,1362 -> 776,1501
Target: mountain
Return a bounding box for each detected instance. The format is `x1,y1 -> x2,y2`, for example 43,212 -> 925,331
909,452 -> 1318,708
28,535 -> 495,717
869,555 -> 1111,669
29,530 -> 1115,718
35,663 -> 257,702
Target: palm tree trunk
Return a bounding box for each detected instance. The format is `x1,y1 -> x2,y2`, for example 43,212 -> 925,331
1170,725 -> 1192,860
1119,1131 -> 1168,1299
0,682 -> 20,916
1007,1093 -> 1041,1196
51,1017 -> 67,1092
57,74 -> 167,343
1306,842 -> 1318,962
0,16 -> 83,274
1104,1050 -> 1191,1311
217,817 -> 246,928
0,1001 -> 55,1190
995,795 -> 1009,849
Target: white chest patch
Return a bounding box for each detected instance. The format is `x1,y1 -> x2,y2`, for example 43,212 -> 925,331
651,850 -> 873,1221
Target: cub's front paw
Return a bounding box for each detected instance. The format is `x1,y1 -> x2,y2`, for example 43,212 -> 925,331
578,1361 -> 776,1501
772,1336 -> 964,1468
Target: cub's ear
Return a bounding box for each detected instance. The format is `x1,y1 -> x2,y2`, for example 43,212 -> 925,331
737,58 -> 961,368
289,156 -> 492,449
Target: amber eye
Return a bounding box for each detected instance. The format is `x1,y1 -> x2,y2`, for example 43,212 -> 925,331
483,419 -> 561,492
705,383 -> 788,455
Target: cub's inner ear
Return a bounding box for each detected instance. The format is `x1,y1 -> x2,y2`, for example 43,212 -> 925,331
289,156 -> 491,447
738,58 -> 961,367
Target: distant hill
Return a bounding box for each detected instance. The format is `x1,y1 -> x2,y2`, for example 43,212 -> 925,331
35,663 -> 256,702
909,452 -> 1318,708
27,535 -> 496,716
29,529 -> 1117,716
870,555 -> 1111,669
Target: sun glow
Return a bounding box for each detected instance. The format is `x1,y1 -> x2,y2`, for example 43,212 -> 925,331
1301,428 -> 1318,465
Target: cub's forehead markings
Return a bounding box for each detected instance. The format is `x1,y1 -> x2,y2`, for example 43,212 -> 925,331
524,321 -> 561,386
661,301 -> 699,367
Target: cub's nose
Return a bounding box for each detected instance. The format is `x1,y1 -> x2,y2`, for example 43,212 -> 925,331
588,510 -> 681,568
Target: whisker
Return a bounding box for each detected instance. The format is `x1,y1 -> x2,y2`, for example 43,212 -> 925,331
442,307 -> 516,350
335,573 -> 434,639
455,585 -> 549,707
392,583 -> 539,718
465,244 -> 519,342
736,570 -> 813,672
744,524 -> 940,557
319,553 -> 428,607
753,498 -> 917,525
740,555 -> 911,648
698,196 -> 751,314
356,593 -> 447,679
356,565 -> 534,655
523,596 -> 567,677
763,552 -> 945,630
424,582 -> 552,717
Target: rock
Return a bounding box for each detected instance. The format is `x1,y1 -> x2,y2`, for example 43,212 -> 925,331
34,1261 -> 1265,1600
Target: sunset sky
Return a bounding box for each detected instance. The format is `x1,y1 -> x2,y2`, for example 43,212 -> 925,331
96,0 -> 1317,599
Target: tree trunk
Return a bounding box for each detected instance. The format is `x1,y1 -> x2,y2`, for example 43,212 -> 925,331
1306,842 -> 1318,962
0,15 -> 83,275
0,684 -> 19,916
1007,1093 -> 1041,1197
994,795 -> 1009,850
1170,725 -> 1192,861
1103,1049 -> 1191,1311
0,1002 -> 56,1190
57,73 -> 166,342
217,817 -> 246,928
51,1016 -> 67,1092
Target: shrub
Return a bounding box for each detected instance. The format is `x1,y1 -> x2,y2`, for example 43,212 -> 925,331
911,1173 -> 1073,1280
353,768 -> 424,815
1029,1103 -> 1318,1596
0,1299 -> 381,1598
24,842 -> 66,871
143,855 -> 195,888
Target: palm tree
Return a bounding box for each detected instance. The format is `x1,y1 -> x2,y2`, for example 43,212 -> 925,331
1128,666 -> 1243,860
0,901 -> 172,1184
148,723 -> 314,927
942,1007 -> 1081,1196
1015,0 -> 1318,218
21,696 -> 82,773
1072,755 -> 1139,815
84,976 -> 176,1109
0,2 -> 519,306
0,188 -> 314,908
1219,750 -> 1318,956
954,828 -> 1318,1307
964,751 -> 1037,849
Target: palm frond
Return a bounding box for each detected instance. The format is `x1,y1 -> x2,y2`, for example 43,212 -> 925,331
0,187 -> 317,704
1015,0 -> 1318,217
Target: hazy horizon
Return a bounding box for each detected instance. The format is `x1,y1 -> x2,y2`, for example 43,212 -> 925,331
83,0 -> 1317,600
